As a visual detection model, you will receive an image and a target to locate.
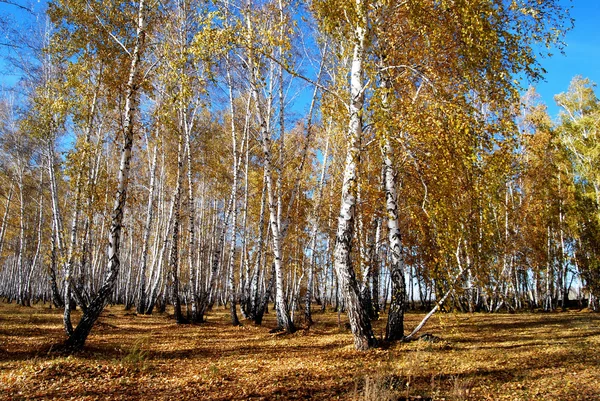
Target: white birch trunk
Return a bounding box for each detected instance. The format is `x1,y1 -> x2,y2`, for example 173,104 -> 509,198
246,3 -> 294,333
226,55 -> 240,326
137,142 -> 158,314
332,0 -> 376,350
65,0 -> 146,349
169,132 -> 185,323
0,183 -> 13,261
383,132 -> 405,341
305,133 -> 330,324
16,163 -> 25,306
25,171 -> 45,306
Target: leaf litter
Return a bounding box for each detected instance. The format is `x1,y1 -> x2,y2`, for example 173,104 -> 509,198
1,302 -> 599,400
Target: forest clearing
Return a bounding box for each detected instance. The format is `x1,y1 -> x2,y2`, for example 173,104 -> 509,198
1,2 -> 600,400
1,302 -> 599,400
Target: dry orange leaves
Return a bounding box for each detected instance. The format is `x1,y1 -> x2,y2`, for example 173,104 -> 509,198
1,303 -> 599,400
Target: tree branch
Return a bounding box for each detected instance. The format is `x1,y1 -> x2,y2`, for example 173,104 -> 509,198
86,0 -> 132,58
0,0 -> 33,13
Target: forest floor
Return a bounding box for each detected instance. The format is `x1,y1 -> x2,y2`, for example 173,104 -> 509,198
0,302 -> 599,400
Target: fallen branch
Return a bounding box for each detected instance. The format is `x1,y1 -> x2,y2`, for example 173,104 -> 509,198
404,238 -> 466,341
403,272 -> 462,341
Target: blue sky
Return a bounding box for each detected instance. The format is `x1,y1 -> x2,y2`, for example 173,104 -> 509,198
533,0 -> 600,118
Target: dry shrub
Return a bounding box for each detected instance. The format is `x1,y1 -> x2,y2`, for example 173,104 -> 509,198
450,375 -> 474,400
354,373 -> 401,401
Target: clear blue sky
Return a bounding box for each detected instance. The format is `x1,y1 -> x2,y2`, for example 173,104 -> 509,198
534,0 -> 600,118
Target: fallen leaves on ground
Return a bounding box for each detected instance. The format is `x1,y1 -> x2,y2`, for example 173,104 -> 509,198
0,303 -> 599,400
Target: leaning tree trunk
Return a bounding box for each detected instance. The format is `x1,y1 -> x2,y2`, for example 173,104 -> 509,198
377,72 -> 406,341
332,0 -> 376,351
64,0 -> 146,350
62,141 -> 87,333
47,138 -> 66,262
63,84 -> 98,326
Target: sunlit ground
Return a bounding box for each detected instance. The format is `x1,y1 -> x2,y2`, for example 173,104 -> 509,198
1,302 -> 599,400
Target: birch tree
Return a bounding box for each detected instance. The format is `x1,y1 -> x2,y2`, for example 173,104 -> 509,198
49,0 -> 152,350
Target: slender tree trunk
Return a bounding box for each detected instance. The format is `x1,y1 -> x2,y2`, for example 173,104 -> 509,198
64,0 -> 146,350
63,146 -> 86,332
243,0 -> 294,333
383,131 -> 405,341
49,219 -> 64,308
124,228 -> 135,309
16,165 -> 25,306
169,133 -> 186,324
47,139 -> 65,258
226,55 -> 240,326
0,182 -> 13,260
332,0 -> 376,351
63,81 -> 99,320
137,142 -> 158,314
185,121 -> 201,322
305,134 -> 329,324
257,113 -> 294,333
239,116 -> 251,319
145,149 -> 168,314
25,172 -> 45,306
558,176 -> 568,309
249,169 -> 267,322
545,225 -> 553,311
372,218 -> 381,316
147,179 -> 173,315
47,138 -> 69,310
207,190 -> 234,307
404,268 -> 464,341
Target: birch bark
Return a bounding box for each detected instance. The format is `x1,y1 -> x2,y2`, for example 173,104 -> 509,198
65,0 -> 146,349
376,74 -> 406,341
137,142 -> 158,314
305,132 -> 329,324
332,0 -> 376,350
226,54 -> 240,326
383,132 -> 405,341
0,183 -> 13,260
246,2 -> 294,333
169,132 -> 186,323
